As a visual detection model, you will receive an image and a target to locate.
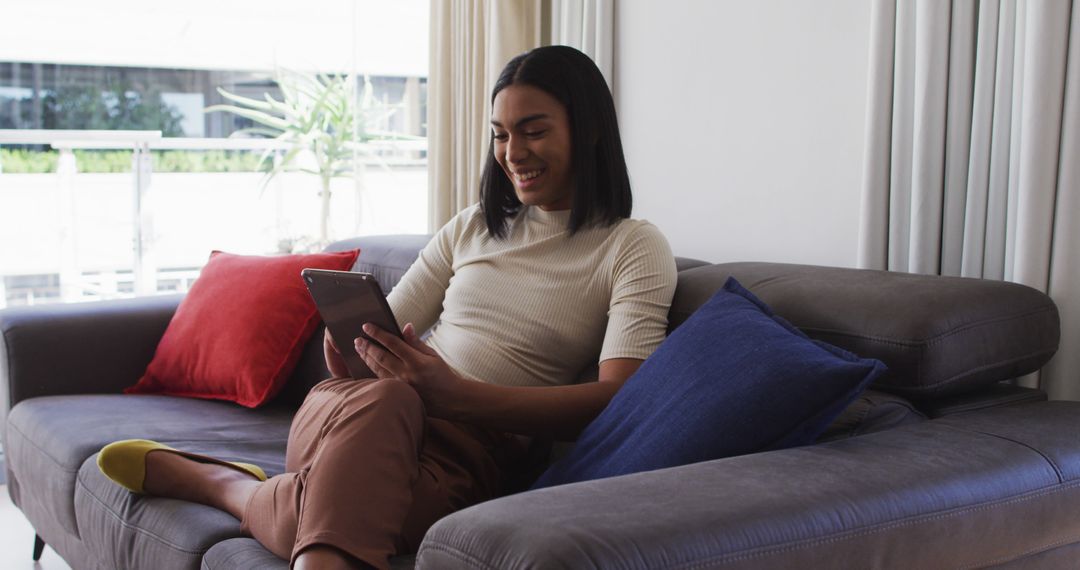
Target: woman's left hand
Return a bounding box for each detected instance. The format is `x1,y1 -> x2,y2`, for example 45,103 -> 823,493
354,323 -> 464,417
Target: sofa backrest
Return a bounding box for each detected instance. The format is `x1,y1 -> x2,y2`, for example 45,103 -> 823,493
671,262 -> 1060,399
273,235 -> 1061,408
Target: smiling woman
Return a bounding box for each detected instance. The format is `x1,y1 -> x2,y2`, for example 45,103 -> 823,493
94,45 -> 677,570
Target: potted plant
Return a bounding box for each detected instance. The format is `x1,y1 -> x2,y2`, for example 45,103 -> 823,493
206,70 -> 417,247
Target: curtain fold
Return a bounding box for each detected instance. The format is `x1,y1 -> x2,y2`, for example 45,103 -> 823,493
858,0 -> 1080,399
857,0 -> 898,270
1046,0 -> 1080,399
427,0 -> 542,231
908,0 -> 950,275
984,0 -> 1019,280
958,0 -> 1000,278
940,0 -> 976,276
549,0 -> 615,89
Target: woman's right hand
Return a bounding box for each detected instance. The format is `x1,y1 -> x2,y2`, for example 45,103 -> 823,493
323,329 -> 351,379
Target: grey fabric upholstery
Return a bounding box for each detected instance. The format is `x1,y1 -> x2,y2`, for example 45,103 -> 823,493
816,389 -> 926,442
6,395 -> 291,541
672,262 -> 1060,397
989,541 -> 1080,568
673,256 -> 709,273
0,293 -> 182,432
915,382 -> 1049,418
77,459 -> 249,570
418,402 -> 1080,569
202,538 -> 288,570
325,234 -> 431,294
203,538 -> 417,569
268,324 -> 334,409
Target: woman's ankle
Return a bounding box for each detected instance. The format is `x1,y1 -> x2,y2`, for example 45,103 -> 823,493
143,451 -> 260,518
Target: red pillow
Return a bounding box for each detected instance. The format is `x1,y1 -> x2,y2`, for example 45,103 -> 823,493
125,249 -> 360,407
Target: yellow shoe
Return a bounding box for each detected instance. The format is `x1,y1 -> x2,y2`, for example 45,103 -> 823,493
97,439 -> 267,494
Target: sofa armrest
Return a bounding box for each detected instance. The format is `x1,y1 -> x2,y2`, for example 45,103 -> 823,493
418,401 -> 1080,569
1,294 -> 182,420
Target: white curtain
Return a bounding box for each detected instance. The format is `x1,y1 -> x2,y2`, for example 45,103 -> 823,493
549,0 -> 615,89
427,0 -> 543,231
858,0 -> 1080,400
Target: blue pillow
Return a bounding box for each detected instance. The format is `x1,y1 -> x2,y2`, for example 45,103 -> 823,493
531,277 -> 887,489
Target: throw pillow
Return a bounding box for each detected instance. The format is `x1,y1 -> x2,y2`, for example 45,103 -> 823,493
125,249 -> 360,408
531,277 -> 886,489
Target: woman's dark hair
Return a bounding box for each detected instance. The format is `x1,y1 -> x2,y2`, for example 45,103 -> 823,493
480,45 -> 633,238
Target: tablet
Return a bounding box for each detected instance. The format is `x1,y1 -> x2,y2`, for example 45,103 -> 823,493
301,268 -> 403,379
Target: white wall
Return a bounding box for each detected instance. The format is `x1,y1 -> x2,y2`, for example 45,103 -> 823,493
615,0 -> 872,267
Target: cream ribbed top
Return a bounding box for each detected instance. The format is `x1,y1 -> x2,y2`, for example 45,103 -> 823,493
387,204 -> 677,388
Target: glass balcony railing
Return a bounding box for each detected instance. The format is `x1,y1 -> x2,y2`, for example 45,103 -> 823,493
0,129 -> 428,309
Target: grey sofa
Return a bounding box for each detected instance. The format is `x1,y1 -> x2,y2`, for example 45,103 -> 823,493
2,234 -> 1076,569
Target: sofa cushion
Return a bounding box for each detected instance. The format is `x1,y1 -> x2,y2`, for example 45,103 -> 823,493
5,394 -> 291,538
324,234 -> 431,294
203,538 -> 418,569
420,403 -> 1078,570
77,456 -> 251,569
531,278 -> 885,488
125,249 -> 359,408
817,389 -> 926,442
670,262 -> 1060,397
915,382 -> 1048,418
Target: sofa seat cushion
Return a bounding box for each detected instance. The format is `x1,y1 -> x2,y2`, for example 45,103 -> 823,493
5,394 -> 292,538
77,456 -> 253,570
203,538 -> 418,569
203,538 -> 291,569
420,403 -> 1080,569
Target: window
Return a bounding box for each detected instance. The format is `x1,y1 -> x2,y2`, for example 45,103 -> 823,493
0,0 -> 429,309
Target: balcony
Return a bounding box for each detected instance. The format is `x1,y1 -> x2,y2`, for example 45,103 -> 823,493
0,129 -> 427,308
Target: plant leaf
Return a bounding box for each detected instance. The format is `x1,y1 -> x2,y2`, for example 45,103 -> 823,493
204,104 -> 292,130
213,87 -> 276,112
233,127 -> 284,138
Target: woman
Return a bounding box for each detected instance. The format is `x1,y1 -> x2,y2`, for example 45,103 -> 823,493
97,45 -> 677,570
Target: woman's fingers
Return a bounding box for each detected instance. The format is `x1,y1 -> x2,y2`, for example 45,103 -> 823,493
355,336 -> 397,378
363,324 -> 417,362
356,323 -> 443,383
324,329 -> 341,354
402,323 -> 438,356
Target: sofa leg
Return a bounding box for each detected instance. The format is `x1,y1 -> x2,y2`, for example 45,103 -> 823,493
32,534 -> 45,561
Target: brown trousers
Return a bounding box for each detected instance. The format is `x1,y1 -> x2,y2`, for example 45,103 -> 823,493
240,378 -> 507,569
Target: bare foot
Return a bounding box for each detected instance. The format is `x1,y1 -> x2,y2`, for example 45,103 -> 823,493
143,450 -> 262,518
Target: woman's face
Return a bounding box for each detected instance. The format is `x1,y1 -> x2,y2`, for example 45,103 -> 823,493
491,84 -> 574,211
